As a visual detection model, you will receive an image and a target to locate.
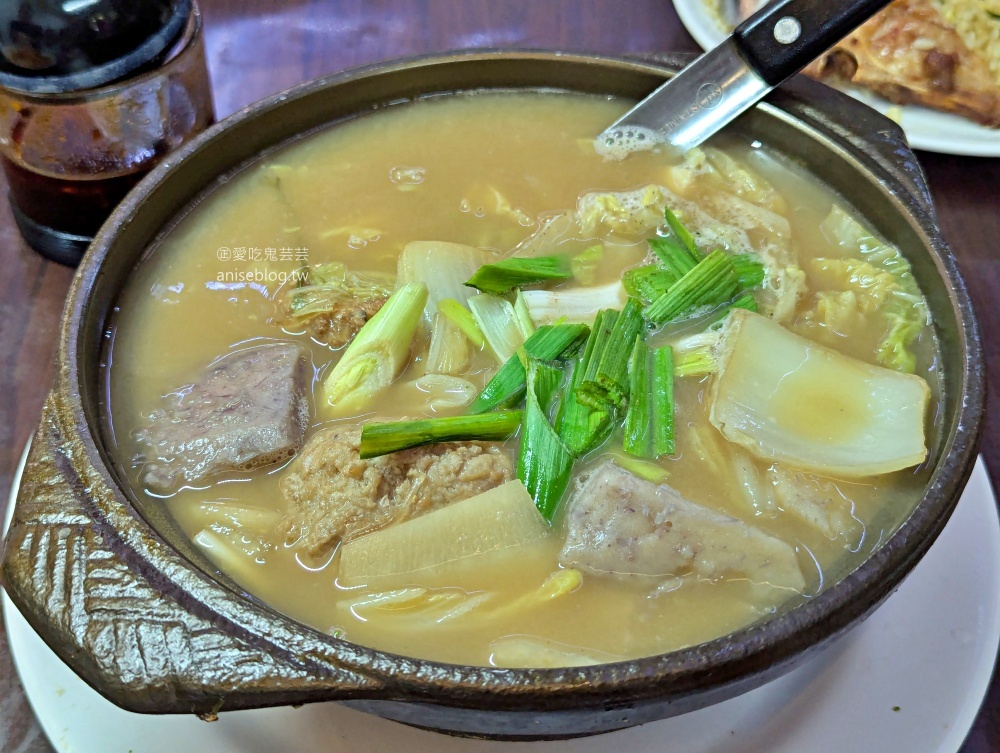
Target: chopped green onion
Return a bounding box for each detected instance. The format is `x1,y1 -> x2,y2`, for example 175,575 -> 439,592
730,292 -> 759,312
470,323 -> 590,413
359,411 -> 523,459
623,337 -> 650,456
554,361 -> 588,455
623,343 -> 675,458
518,361 -> 575,521
322,281 -> 428,414
465,256 -> 572,295
664,206 -> 700,258
437,298 -> 486,348
571,245 -> 603,285
643,249 -> 739,325
572,309 -> 618,392
731,253 -> 766,290
648,236 -> 698,279
623,264 -> 679,304
651,346 -> 675,456
530,359 -> 562,416
578,298 -> 645,410
556,311 -> 618,455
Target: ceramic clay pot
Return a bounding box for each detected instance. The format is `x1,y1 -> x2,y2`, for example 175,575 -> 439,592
0,51 -> 984,740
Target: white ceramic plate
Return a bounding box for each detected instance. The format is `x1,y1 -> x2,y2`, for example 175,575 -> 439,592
4,440 -> 999,753
672,0 -> 1000,156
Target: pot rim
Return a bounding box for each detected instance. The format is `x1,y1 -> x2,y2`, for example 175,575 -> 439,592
54,49 -> 985,709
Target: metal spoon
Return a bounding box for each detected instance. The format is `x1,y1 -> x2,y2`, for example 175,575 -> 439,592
598,0 -> 890,158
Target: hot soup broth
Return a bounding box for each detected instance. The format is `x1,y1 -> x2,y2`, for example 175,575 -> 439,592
106,91 -> 939,668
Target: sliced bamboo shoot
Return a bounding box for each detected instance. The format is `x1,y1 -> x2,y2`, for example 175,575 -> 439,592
338,480 -> 549,587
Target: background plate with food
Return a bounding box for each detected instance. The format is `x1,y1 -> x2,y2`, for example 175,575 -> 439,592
674,0 -> 1000,156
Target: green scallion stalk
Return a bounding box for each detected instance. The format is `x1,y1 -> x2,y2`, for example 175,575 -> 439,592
730,292 -> 759,312
731,253 -> 766,290
554,361 -> 589,455
580,309 -> 618,382
648,236 -> 697,279
465,256 -> 572,295
664,206 -> 700,258
651,346 -> 675,456
359,411 -> 523,459
585,407 -> 614,448
518,361 -> 575,521
437,298 -> 486,348
532,358 -> 562,416
623,344 -> 675,458
622,337 -> 651,456
643,249 -> 739,325
322,281 -> 428,414
556,311 -> 618,455
578,298 -> 645,410
623,264 -> 678,304
595,298 -> 644,405
569,308 -> 618,409
470,323 -> 589,413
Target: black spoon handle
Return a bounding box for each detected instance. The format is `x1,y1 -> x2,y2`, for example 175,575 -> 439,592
733,0 -> 892,87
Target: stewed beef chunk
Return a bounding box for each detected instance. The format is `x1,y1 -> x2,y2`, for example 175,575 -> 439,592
136,343 -> 310,493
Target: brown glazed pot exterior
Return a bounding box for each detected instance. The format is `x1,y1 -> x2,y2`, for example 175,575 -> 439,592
0,52 -> 985,739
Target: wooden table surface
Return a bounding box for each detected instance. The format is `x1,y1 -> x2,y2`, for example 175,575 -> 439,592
0,1 -> 997,750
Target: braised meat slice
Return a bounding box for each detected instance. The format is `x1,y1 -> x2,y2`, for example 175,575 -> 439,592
280,426 -> 514,555
558,461 -> 806,590
136,343 -> 310,493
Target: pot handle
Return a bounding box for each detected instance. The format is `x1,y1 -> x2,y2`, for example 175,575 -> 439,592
2,394 -> 386,716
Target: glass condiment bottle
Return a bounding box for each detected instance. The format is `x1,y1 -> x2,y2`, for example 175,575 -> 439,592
0,0 -> 214,265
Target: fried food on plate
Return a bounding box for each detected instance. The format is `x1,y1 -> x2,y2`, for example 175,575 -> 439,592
804,0 -> 1000,127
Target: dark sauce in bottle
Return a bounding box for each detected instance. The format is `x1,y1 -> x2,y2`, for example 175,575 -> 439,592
1,157 -> 148,240
0,101 -> 172,240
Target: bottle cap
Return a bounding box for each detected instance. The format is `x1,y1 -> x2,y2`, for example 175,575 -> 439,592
0,0 -> 192,94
